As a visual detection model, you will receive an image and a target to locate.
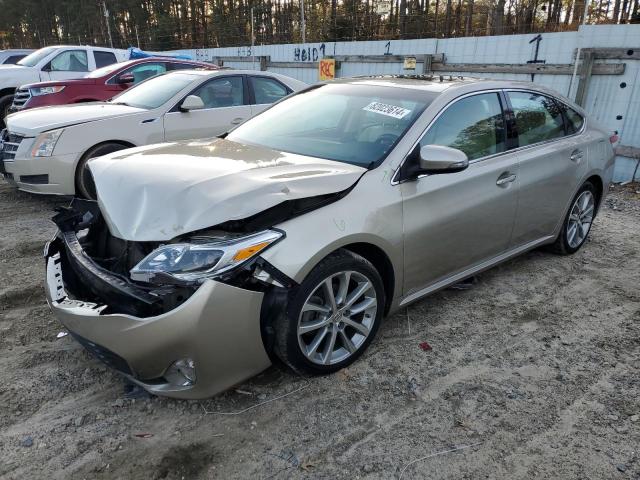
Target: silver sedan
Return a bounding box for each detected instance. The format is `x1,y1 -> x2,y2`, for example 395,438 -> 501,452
44,77 -> 615,398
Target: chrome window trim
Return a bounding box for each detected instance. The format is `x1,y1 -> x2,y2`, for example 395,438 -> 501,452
391,87 -> 586,186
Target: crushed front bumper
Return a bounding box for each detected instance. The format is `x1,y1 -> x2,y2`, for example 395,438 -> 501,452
44,238 -> 272,399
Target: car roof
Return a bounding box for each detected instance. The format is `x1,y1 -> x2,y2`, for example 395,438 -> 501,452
163,69 -> 283,77
112,58 -> 213,68
328,75 -> 579,109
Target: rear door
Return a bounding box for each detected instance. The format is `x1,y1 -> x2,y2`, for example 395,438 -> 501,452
401,91 -> 520,296
163,75 -> 252,141
506,90 -> 588,247
248,76 -> 292,115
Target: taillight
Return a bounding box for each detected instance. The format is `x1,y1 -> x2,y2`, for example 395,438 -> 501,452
609,134 -> 619,144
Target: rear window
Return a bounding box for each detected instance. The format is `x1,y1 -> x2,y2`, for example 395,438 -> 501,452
508,91 -> 565,147
3,55 -> 27,64
563,105 -> 585,134
94,51 -> 118,68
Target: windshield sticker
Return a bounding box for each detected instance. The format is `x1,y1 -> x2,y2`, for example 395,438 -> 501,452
363,102 -> 412,119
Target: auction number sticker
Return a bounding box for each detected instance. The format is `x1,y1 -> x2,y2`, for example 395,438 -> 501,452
363,102 -> 411,119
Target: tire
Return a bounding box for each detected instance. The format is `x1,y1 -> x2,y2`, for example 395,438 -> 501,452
75,143 -> 128,199
0,94 -> 14,130
273,249 -> 385,375
548,181 -> 598,255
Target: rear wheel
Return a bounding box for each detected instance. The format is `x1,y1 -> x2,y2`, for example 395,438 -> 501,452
549,181 -> 597,255
273,249 -> 385,375
75,143 -> 128,199
0,94 -> 14,129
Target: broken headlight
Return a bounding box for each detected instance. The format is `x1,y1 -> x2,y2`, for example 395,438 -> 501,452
130,230 -> 283,283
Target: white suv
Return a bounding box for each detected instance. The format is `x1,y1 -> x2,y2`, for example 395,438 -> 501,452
0,45 -> 127,128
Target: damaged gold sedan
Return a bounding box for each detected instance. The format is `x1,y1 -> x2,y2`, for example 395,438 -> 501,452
45,77 -> 614,398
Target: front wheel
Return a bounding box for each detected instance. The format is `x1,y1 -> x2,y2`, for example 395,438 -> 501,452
75,143 -> 128,199
273,249 -> 385,375
549,181 -> 597,255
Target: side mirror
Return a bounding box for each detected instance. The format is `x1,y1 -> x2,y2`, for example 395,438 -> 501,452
116,73 -> 134,85
180,95 -> 205,112
419,145 -> 469,174
41,63 -> 51,72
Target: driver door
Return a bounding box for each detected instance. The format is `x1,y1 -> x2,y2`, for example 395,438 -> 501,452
401,91 -> 520,297
163,75 -> 252,141
40,50 -> 89,81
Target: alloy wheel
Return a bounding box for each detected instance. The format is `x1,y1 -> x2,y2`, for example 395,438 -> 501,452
297,271 -> 377,366
567,190 -> 595,249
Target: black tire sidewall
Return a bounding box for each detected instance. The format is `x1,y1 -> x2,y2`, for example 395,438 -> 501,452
276,250 -> 385,375
76,143 -> 127,199
558,181 -> 597,254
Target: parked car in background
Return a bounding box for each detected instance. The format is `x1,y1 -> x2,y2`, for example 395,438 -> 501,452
0,45 -> 127,128
10,58 -> 217,112
2,69 -> 306,198
0,49 -> 34,65
43,77 -> 614,399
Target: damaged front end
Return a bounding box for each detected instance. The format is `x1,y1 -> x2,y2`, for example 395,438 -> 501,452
48,198 -> 299,315
44,198 -> 302,398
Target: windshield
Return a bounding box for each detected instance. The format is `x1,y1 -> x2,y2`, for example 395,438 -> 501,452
227,83 -> 434,168
17,47 -> 57,67
86,61 -> 128,78
109,72 -> 196,109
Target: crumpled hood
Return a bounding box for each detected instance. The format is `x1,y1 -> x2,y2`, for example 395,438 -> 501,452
90,138 -> 367,241
6,102 -> 145,136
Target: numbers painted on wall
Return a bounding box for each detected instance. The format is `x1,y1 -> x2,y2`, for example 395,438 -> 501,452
384,41 -> 391,55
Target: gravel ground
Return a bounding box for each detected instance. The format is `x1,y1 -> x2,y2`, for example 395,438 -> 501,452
0,180 -> 638,480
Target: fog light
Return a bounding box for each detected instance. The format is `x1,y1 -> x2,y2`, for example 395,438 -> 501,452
165,358 -> 196,386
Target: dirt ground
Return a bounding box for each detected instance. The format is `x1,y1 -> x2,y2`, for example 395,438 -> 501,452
0,180 -> 638,480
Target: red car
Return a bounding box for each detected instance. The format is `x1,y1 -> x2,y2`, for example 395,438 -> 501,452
10,58 -> 217,112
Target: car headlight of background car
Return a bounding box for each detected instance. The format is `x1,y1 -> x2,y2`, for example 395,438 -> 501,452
30,86 -> 65,96
31,128 -> 64,157
130,229 -> 284,283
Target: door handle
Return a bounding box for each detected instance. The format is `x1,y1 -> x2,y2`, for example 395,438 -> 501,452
496,173 -> 517,186
231,117 -> 244,125
570,149 -> 583,162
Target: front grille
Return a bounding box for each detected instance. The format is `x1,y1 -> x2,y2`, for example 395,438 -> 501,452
70,332 -> 134,376
11,87 -> 31,110
1,129 -> 24,161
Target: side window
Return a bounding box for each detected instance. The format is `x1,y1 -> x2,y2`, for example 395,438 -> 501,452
563,105 -> 585,134
169,62 -> 198,71
4,55 -> 27,64
250,77 -> 289,104
420,92 -> 506,161
94,51 -> 117,68
191,77 -> 244,108
113,63 -> 167,84
49,50 -> 88,72
508,91 -> 565,146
